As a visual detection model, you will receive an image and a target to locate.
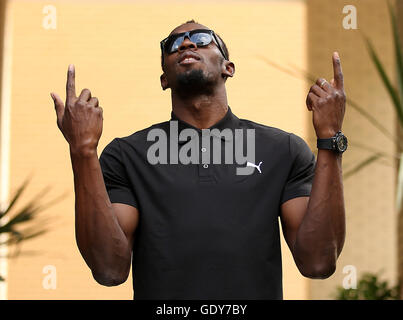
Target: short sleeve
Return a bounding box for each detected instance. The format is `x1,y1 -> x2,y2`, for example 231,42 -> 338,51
280,133 -> 316,205
99,138 -> 138,208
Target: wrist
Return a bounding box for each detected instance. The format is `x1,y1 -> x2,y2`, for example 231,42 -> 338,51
69,144 -> 98,158
316,129 -> 339,139
317,130 -> 348,154
317,148 -> 343,158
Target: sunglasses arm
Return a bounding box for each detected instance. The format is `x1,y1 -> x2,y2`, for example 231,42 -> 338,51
212,33 -> 228,61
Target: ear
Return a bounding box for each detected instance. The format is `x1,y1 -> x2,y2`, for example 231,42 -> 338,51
160,73 -> 170,91
222,60 -> 235,80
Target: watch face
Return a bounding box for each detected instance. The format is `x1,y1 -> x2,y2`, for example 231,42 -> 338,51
336,135 -> 348,152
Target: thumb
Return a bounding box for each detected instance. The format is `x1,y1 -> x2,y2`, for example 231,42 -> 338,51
50,92 -> 65,129
50,92 -> 64,119
330,78 -> 335,87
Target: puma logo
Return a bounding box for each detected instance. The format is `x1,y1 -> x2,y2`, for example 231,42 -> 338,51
246,161 -> 262,174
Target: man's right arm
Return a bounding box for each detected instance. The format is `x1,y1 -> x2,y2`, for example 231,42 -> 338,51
70,147 -> 139,286
51,64 -> 139,286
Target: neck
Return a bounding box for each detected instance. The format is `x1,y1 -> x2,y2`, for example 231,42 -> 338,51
171,83 -> 229,129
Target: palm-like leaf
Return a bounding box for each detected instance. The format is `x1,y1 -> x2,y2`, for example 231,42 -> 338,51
363,1 -> 403,129
364,36 -> 403,126
396,154 -> 403,212
258,0 -> 403,299
258,56 -> 401,148
0,174 -> 33,220
388,0 -> 403,121
343,153 -> 383,180
0,176 -> 69,281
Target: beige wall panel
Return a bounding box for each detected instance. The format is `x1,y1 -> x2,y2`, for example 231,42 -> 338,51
6,0 -> 308,299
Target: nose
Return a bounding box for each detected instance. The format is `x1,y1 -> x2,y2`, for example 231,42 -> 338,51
178,35 -> 197,53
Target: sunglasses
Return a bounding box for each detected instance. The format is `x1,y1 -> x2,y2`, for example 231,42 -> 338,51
160,29 -> 228,61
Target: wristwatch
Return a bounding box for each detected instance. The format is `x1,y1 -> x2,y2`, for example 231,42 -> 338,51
317,131 -> 348,153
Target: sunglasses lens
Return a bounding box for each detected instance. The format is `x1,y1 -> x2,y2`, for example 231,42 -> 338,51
165,31 -> 213,53
190,32 -> 212,47
168,36 -> 185,53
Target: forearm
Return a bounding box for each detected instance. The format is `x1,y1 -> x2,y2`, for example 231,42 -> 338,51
294,149 -> 346,277
70,147 -> 131,284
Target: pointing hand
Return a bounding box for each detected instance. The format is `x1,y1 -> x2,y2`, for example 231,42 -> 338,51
51,65 -> 103,155
306,52 -> 346,139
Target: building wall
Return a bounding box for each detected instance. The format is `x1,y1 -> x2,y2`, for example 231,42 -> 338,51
307,0 -> 398,299
3,0 -> 310,299
0,0 -> 9,300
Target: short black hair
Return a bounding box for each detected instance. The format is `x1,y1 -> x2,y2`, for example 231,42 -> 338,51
161,19 -> 229,71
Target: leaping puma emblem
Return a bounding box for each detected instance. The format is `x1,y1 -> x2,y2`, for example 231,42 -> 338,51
246,161 -> 263,174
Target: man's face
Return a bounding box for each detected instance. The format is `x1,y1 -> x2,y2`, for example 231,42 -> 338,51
160,23 -> 231,95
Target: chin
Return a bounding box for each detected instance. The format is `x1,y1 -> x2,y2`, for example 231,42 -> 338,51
174,69 -> 216,97
178,66 -> 203,74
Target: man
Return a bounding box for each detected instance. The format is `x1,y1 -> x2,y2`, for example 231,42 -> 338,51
50,20 -> 347,299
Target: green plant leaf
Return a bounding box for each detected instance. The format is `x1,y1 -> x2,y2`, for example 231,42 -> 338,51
288,62 -> 403,149
0,175 -> 68,258
347,138 -> 400,160
0,174 -> 33,219
364,35 -> 403,126
343,153 -> 382,180
344,97 -> 403,150
395,152 -> 403,211
0,207 -> 40,231
387,0 -> 403,116
334,271 -> 400,300
258,56 -> 403,149
0,184 -> 67,233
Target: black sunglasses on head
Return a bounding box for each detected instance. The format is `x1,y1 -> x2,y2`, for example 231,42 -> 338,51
160,29 -> 228,61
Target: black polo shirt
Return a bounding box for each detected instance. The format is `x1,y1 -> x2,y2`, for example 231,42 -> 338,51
99,106 -> 316,299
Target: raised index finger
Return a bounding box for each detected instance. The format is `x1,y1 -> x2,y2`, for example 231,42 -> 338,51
66,64 -> 76,102
332,52 -> 344,89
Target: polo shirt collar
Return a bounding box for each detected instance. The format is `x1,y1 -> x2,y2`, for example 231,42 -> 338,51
170,106 -> 239,144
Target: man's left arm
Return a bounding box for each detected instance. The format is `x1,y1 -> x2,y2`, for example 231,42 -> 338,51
280,52 -> 346,279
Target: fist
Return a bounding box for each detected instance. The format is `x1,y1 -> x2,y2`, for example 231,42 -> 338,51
306,52 -> 346,139
51,65 -> 103,154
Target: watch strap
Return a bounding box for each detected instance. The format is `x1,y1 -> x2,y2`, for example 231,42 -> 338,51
317,137 -> 335,150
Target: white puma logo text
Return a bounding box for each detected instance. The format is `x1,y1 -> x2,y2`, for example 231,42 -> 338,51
246,161 -> 263,174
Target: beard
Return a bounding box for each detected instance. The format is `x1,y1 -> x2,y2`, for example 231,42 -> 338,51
174,68 -> 216,99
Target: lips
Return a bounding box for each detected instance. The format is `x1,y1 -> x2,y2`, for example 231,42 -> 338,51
179,57 -> 199,64
178,52 -> 201,64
